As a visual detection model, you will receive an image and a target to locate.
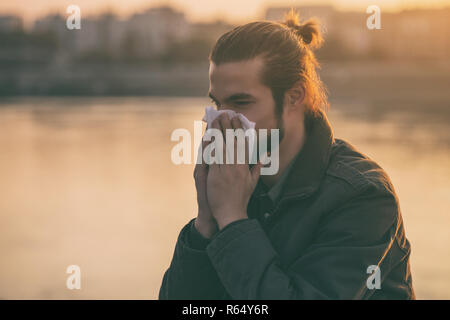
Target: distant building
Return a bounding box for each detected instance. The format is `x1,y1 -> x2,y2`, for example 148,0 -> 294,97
127,6 -> 191,57
33,14 -> 67,48
71,13 -> 128,57
31,6 -> 191,60
0,15 -> 23,32
264,5 -> 450,60
371,9 -> 450,59
190,20 -> 234,43
9,5 -> 450,63
332,11 -> 372,56
33,14 -> 65,34
264,6 -> 371,56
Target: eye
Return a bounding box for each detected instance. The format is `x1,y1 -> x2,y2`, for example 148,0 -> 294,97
234,101 -> 251,107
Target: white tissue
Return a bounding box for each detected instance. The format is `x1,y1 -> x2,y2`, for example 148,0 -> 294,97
202,106 -> 255,137
198,106 -> 257,164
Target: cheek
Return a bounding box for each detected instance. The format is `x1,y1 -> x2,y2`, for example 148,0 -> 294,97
245,104 -> 277,130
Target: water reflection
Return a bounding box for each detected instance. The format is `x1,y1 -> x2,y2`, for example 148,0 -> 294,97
0,97 -> 449,299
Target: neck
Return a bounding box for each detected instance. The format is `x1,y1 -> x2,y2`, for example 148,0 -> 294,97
261,119 -> 306,188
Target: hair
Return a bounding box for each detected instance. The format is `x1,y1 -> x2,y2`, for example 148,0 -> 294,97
209,9 -> 329,121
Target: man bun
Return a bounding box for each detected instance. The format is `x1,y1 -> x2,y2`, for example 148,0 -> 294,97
283,9 -> 324,49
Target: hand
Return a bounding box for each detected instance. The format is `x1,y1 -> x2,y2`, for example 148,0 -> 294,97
194,138 -> 218,239
207,113 -> 262,230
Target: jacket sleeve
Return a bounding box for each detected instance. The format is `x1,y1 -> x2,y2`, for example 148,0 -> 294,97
158,218 -> 226,299
205,188 -> 409,299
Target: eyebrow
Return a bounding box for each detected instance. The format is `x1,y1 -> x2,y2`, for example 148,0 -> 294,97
208,92 -> 255,104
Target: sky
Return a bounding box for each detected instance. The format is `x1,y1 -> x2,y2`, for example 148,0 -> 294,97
1,0 -> 449,25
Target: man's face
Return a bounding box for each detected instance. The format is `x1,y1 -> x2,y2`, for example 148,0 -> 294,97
208,57 -> 280,132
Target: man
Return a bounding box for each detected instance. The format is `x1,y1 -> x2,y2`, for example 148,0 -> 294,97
159,11 -> 415,299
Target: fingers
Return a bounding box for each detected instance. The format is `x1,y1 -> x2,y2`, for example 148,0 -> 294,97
210,113 -> 230,166
231,115 -> 243,130
210,116 -> 221,131
194,158 -> 208,178
201,136 -> 211,150
209,113 -> 251,166
218,114 -> 233,164
218,112 -> 232,133
250,161 -> 263,185
200,131 -> 213,167
230,116 -> 249,165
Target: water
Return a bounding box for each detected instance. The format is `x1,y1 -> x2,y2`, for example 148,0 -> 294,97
0,97 -> 449,299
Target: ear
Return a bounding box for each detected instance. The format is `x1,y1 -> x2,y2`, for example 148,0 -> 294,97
285,81 -> 306,110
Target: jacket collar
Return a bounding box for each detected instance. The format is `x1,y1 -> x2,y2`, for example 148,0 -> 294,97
281,108 -> 334,200
251,108 -> 334,205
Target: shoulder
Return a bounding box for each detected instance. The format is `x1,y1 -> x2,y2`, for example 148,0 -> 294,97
318,139 -> 405,247
325,138 -> 398,199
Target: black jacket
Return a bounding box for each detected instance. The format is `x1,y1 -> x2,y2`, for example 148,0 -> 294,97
159,109 -> 415,300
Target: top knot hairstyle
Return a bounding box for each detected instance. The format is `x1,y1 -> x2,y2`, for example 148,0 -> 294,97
282,10 -> 324,49
209,9 -> 328,119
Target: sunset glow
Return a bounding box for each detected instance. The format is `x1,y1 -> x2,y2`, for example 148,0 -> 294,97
1,0 -> 450,25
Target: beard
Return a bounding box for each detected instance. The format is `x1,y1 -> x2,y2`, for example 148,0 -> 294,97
265,114 -> 284,157
250,115 -> 284,167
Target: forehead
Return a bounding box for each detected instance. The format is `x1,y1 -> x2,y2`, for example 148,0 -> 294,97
209,58 -> 267,97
